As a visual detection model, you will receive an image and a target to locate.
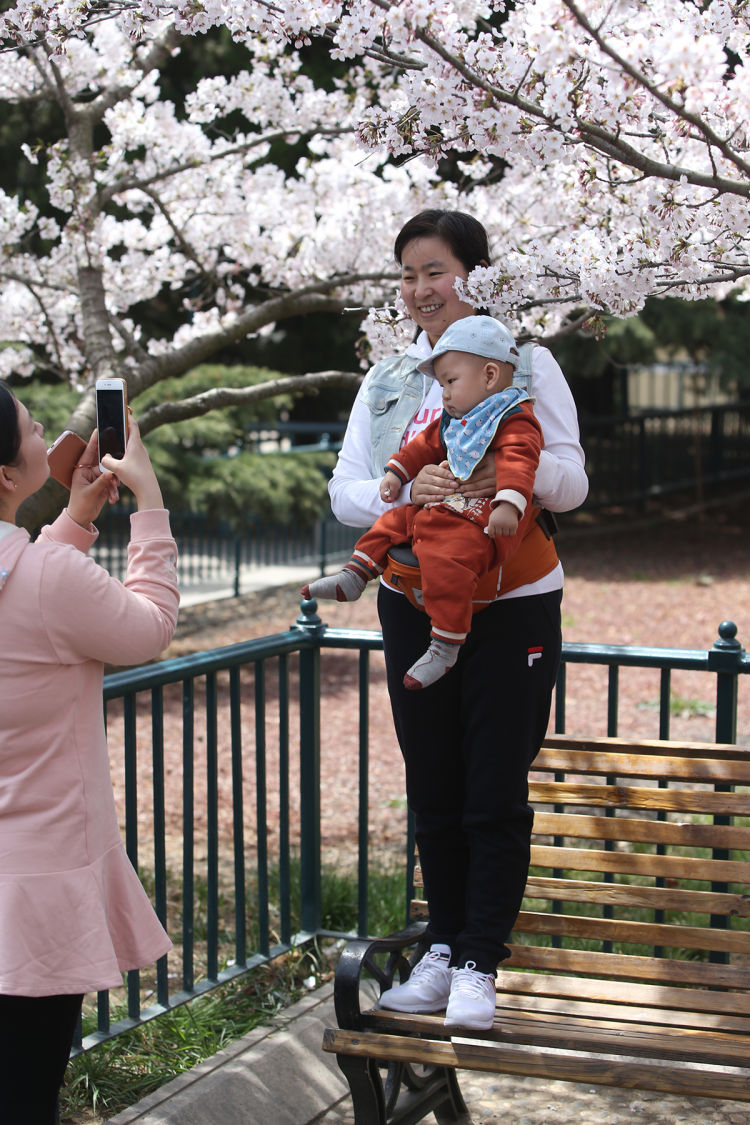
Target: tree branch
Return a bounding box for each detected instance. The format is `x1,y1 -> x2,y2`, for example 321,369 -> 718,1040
140,185 -> 219,291
98,126 -> 354,203
379,0 -> 750,199
88,23 -> 183,120
562,0 -> 750,182
109,313 -> 150,365
0,270 -> 75,377
136,370 -> 363,435
128,272 -> 398,396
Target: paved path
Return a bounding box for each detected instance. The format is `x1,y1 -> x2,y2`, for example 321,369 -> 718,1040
107,981 -> 748,1125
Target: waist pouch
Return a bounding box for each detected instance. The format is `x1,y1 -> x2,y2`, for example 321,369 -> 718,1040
381,508 -> 559,614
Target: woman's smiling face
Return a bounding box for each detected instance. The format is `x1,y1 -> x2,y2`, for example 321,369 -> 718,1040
399,235 -> 477,346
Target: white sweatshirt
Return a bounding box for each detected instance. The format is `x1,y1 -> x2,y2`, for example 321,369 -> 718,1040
328,334 -> 588,600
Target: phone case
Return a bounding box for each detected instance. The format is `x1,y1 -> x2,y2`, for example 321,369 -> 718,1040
47,431 -> 87,490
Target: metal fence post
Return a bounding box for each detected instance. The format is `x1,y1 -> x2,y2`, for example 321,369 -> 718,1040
707,621 -> 744,955
234,536 -> 242,597
296,599 -> 324,933
708,621 -> 744,744
637,417 -> 648,513
406,809 -> 416,929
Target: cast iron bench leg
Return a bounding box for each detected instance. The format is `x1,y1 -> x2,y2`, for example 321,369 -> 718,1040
336,1052 -> 387,1125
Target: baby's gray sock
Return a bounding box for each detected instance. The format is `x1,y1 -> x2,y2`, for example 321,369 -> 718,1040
301,567 -> 368,603
403,637 -> 462,690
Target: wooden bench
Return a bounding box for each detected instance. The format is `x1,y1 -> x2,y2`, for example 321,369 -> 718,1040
323,735 -> 750,1124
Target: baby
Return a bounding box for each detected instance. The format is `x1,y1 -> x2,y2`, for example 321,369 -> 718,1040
302,316 -> 542,689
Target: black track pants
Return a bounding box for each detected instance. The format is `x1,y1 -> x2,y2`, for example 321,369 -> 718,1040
378,583 -> 562,972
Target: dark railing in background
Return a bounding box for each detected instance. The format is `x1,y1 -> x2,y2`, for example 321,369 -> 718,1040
242,404 -> 750,510
90,402 -> 750,590
79,612 -> 749,1054
582,402 -> 750,510
91,509 -> 360,592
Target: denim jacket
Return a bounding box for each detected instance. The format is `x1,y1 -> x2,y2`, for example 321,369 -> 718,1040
359,352 -> 425,478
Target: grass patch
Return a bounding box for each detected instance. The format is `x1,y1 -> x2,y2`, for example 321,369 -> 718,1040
62,953 -> 315,1122
60,858 -> 406,1123
638,693 -> 715,719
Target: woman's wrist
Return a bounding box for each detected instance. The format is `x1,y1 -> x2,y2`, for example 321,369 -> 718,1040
66,496 -> 101,529
135,483 -> 164,511
66,504 -> 90,529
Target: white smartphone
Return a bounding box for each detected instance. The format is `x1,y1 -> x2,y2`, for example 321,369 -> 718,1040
47,430 -> 88,489
95,377 -> 129,471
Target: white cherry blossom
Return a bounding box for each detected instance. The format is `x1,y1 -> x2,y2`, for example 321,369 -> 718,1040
0,0 -> 749,380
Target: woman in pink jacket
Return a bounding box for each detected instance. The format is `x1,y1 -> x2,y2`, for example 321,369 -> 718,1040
0,383 -> 179,1124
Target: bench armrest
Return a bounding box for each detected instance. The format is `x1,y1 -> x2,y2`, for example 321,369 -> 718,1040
334,921 -> 427,1030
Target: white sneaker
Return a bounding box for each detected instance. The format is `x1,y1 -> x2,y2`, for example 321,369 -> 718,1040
378,946 -> 452,1013
444,962 -> 496,1030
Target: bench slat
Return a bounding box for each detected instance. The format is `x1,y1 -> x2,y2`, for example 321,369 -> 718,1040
322,1028 -> 750,1102
532,811 -> 750,849
529,780 -> 749,815
410,887 -> 750,925
494,969 -> 750,1018
534,747 -> 750,784
529,843 -> 750,883
494,984 -> 750,1031
542,734 -> 747,761
523,875 -> 750,917
515,909 -> 750,954
508,943 -> 750,990
365,1006 -> 750,1067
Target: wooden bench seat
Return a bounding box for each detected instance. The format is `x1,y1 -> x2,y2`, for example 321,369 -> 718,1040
323,735 -> 750,1124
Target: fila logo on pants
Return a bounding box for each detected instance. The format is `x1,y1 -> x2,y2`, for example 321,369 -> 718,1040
528,646 -> 543,667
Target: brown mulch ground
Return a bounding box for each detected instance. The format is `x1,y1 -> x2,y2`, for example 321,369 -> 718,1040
115,486 -> 750,879
170,488 -> 750,665
98,487 -> 750,975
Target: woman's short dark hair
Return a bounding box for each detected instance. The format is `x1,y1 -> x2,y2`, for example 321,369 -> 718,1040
0,382 -> 21,466
394,210 -> 491,272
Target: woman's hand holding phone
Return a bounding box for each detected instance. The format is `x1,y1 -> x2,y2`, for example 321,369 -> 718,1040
67,431 -> 120,528
100,418 -> 163,512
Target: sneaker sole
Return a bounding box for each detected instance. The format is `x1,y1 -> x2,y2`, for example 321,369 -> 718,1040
378,999 -> 449,1014
444,1014 -> 495,1030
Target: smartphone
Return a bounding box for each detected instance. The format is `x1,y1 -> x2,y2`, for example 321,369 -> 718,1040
96,377 -> 129,471
47,430 -> 87,490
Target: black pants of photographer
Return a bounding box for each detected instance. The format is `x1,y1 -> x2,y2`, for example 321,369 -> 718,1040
0,992 -> 84,1125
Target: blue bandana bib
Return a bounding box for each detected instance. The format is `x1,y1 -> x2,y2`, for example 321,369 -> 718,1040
443,387 -> 531,481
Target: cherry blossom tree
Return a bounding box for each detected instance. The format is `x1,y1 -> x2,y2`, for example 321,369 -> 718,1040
2,0 -> 750,523
3,2 -> 749,335
0,22 -> 411,398
0,18 -> 442,523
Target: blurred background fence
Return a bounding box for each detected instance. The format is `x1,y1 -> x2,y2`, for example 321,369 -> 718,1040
91,401 -> 750,591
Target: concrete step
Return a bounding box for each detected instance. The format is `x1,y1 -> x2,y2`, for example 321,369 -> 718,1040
106,982 -> 349,1125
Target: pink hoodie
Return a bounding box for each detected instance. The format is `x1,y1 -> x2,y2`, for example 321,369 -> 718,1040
0,508 -> 179,996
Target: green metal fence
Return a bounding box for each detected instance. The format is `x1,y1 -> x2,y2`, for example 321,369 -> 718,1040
77,609 -> 749,1052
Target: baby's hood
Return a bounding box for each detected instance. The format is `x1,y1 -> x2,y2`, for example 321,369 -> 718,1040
0,528 -> 31,595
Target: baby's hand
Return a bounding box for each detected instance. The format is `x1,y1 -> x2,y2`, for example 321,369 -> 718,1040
487,501 -> 519,539
380,471 -> 402,503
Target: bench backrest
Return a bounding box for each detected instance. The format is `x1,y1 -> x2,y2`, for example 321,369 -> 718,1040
411,735 -> 750,1018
